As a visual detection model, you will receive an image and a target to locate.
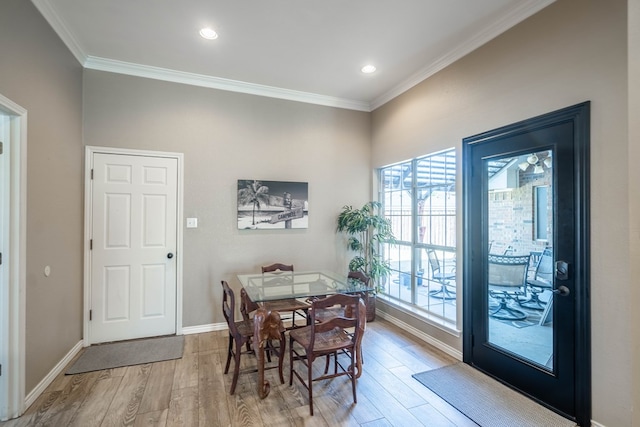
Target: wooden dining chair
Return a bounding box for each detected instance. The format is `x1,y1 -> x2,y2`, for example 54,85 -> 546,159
313,271 -> 370,321
289,293 -> 366,415
260,263 -> 310,329
220,280 -> 285,395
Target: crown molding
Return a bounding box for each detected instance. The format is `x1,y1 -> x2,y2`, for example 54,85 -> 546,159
30,0 -> 87,65
370,0 -> 556,110
84,56 -> 372,112
33,0 -> 554,112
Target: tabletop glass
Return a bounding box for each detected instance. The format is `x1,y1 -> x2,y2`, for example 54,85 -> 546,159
237,270 -> 374,302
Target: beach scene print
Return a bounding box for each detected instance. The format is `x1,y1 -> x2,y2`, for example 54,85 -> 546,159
237,180 -> 309,229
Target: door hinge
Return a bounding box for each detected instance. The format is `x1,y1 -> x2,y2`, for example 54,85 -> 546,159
90,239 -> 92,250
89,310 -> 92,321
91,169 -> 94,180
0,141 -> 3,155
0,252 -> 2,265
0,363 -> 2,376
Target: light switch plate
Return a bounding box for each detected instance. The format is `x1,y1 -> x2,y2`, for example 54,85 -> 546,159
186,217 -> 198,228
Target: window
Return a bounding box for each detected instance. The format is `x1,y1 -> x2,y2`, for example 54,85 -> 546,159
534,186 -> 549,241
379,149 -> 457,327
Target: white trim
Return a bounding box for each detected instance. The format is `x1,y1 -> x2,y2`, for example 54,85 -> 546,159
0,94 -> 27,421
31,0 -> 87,64
24,340 -> 83,410
84,56 -> 371,112
83,146 -> 184,345
181,323 -> 228,335
32,0 -> 554,112
30,0 -> 87,65
370,0 -> 557,110
376,310 -> 463,361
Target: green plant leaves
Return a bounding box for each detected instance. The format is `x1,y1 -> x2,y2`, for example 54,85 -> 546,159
337,201 -> 397,293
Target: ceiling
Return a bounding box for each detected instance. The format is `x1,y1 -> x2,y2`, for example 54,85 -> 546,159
32,0 -> 554,111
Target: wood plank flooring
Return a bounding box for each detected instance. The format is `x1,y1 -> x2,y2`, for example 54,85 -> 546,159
1,319 -> 476,427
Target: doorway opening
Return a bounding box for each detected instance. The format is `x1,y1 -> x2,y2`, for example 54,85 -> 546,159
0,94 -> 27,421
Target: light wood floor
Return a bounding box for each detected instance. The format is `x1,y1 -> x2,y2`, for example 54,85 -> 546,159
1,318 -> 477,427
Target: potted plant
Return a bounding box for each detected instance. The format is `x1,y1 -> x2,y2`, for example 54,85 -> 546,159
337,201 -> 396,321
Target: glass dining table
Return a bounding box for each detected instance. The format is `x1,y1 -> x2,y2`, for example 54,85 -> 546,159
236,270 -> 373,398
237,270 -> 374,302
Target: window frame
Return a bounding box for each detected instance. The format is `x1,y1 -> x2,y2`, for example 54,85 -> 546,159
378,148 -> 458,330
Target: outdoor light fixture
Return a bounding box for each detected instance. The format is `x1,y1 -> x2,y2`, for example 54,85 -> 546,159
518,151 -> 551,174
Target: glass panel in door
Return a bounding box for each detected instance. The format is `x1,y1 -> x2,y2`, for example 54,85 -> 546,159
486,150 -> 554,370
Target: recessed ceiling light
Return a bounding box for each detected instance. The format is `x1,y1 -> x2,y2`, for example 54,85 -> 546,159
199,27 -> 218,40
361,65 -> 376,74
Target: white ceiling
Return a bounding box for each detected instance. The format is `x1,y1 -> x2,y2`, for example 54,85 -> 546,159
32,0 -> 554,111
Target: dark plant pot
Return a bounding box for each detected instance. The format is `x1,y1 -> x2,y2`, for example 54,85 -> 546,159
364,293 -> 376,322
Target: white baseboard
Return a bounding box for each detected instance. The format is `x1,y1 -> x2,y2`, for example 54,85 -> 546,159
25,340 -> 84,409
590,421 -> 606,427
25,325 -> 226,409
376,310 -> 463,361
181,322 -> 227,335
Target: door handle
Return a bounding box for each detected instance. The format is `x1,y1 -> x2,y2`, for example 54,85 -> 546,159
167,252 -> 174,259
552,285 -> 570,296
555,260 -> 569,280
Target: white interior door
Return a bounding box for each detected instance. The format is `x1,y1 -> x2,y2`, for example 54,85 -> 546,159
90,152 -> 178,344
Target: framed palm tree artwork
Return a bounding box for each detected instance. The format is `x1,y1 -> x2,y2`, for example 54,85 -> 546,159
237,180 -> 309,229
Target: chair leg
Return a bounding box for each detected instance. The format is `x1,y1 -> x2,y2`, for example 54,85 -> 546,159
229,340 -> 242,395
277,333 -> 285,384
490,298 -> 527,321
265,340 -> 272,363
351,350 -> 357,404
308,354 -> 315,416
224,334 -> 233,374
323,354 -> 331,375
288,336 -> 294,386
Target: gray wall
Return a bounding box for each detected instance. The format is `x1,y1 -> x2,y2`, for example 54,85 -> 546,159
0,0 -> 84,392
2,0 -> 639,425
82,71 -> 371,328
372,0 -> 630,425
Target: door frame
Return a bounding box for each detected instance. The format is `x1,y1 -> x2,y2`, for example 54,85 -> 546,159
0,94 -> 27,421
462,102 -> 591,425
84,146 -> 184,345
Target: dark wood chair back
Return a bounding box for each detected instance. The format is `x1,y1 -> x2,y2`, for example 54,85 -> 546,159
347,270 -> 370,286
262,263 -> 294,273
308,293 -> 364,351
240,287 -> 260,323
221,280 -> 238,336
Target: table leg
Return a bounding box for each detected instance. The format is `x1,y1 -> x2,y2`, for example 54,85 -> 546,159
253,308 -> 285,399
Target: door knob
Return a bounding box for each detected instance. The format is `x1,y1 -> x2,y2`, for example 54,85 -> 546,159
167,253 -> 174,259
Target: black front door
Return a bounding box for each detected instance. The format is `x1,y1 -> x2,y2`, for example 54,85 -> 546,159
463,103 -> 590,425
